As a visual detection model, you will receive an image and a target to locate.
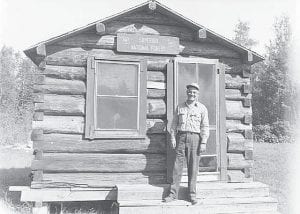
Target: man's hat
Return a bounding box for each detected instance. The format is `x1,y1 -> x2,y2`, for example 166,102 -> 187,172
186,83 -> 200,91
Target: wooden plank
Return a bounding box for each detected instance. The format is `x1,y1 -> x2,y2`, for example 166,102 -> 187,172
33,134 -> 166,153
33,77 -> 86,95
31,153 -> 166,173
116,33 -> 180,55
32,116 -> 84,134
219,63 -> 227,181
166,61 -> 174,183
33,172 -> 166,187
119,196 -> 277,206
41,65 -> 86,80
34,94 -> 85,116
226,100 -> 251,120
21,188 -> 117,202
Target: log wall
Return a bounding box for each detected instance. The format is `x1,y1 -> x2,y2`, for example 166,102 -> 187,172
30,13 -> 253,186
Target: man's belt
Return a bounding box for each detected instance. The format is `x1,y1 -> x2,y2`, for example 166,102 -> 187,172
177,131 -> 200,135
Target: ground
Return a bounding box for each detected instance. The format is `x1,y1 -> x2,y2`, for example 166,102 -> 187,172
253,142 -> 292,214
0,142 -> 292,213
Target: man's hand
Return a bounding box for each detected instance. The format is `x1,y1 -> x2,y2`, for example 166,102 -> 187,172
171,138 -> 176,149
200,144 -> 207,153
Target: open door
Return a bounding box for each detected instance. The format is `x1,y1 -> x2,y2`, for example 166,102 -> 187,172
167,57 -> 227,182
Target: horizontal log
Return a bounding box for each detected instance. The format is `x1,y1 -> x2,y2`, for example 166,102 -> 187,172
32,116 -> 166,135
147,71 -> 165,82
33,133 -> 166,154
227,133 -> 245,152
105,21 -> 194,41
227,170 -> 253,183
34,74 -> 45,85
147,89 -> 165,98
33,172 -> 166,187
35,94 -> 85,116
33,93 -> 44,103
226,120 -> 252,133
32,116 -> 84,134
146,119 -> 166,134
34,77 -> 165,101
147,99 -> 166,117
226,100 -> 251,120
34,77 -> 86,95
58,33 -> 240,59
41,65 -> 86,80
115,10 -> 181,26
227,153 -> 250,170
147,81 -> 166,90
33,112 -> 44,121
32,153 -> 166,173
225,64 -> 251,77
225,74 -> 250,89
46,45 -> 172,67
180,41 -> 240,59
225,89 -> 251,100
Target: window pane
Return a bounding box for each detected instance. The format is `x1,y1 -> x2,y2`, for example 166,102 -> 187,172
97,62 -> 138,96
197,64 -> 216,125
96,97 -> 138,130
177,63 -> 197,104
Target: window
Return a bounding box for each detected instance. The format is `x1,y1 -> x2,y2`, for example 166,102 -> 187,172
85,57 -> 147,139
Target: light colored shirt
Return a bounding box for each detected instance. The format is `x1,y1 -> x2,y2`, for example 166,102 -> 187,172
170,101 -> 209,144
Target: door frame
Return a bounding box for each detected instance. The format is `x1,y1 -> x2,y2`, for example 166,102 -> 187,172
166,57 -> 227,182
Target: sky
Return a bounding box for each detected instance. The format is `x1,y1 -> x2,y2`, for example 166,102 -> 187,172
0,0 -> 298,55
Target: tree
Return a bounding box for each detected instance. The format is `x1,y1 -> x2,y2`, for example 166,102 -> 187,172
252,15 -> 295,125
0,46 -> 35,145
232,19 -> 258,49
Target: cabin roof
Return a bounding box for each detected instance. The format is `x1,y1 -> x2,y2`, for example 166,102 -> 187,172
24,0 -> 264,65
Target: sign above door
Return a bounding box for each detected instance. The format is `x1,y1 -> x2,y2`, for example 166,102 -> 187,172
117,33 -> 180,55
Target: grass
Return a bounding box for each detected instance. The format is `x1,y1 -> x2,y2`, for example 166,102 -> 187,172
253,142 -> 291,214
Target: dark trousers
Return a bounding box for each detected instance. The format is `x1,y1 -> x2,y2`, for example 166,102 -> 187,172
170,132 -> 200,199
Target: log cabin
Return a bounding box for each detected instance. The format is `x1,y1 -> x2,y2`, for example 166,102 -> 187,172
10,1 -> 280,213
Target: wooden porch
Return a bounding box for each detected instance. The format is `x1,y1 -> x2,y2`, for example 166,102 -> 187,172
11,181 -> 279,214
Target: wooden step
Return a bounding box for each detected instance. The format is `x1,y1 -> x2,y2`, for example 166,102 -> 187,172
119,196 -> 278,206
119,201 -> 278,214
117,182 -> 270,200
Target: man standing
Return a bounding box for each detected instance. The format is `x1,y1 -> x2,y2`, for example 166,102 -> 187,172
163,83 -> 209,205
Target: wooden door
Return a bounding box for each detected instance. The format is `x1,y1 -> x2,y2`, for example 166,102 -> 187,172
167,57 -> 227,182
